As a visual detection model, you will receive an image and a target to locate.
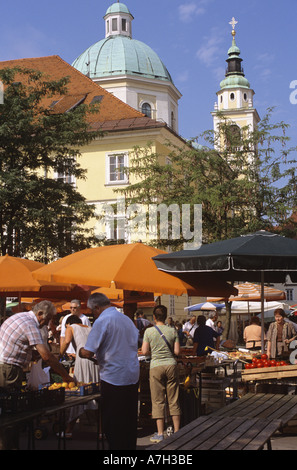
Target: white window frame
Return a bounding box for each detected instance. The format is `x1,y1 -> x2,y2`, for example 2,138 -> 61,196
54,157 -> 77,187
105,152 -> 128,185
286,289 -> 294,301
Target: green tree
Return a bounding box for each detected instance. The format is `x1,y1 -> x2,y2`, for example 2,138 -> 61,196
116,108 -> 297,248
116,108 -> 297,339
0,67 -> 102,262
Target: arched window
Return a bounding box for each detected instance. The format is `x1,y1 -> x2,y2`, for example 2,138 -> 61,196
141,102 -> 152,118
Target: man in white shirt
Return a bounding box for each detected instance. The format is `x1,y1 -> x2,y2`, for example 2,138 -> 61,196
183,315 -> 198,338
60,299 -> 91,357
79,293 -> 139,450
206,312 -> 218,331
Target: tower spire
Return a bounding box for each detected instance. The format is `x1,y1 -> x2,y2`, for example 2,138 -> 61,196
212,17 -> 260,150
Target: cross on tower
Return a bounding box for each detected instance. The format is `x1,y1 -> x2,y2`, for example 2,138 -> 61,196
229,17 -> 238,31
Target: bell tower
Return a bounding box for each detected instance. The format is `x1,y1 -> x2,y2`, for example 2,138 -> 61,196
212,18 -> 260,150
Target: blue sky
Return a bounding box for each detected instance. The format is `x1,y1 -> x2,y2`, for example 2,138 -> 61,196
1,0 -> 297,148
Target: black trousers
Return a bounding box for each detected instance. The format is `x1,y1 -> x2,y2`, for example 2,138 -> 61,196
101,380 -> 139,450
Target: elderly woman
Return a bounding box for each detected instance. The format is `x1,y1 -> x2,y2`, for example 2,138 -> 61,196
267,308 -> 297,360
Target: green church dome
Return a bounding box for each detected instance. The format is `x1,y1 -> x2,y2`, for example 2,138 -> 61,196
220,74 -> 250,89
72,35 -> 173,82
72,2 -> 173,83
105,2 -> 132,15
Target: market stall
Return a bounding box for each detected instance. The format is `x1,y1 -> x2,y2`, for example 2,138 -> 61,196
0,382 -> 102,450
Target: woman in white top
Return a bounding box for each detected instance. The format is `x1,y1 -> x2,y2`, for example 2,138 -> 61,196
60,315 -> 100,438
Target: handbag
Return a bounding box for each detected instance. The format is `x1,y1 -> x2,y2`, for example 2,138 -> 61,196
154,325 -> 176,358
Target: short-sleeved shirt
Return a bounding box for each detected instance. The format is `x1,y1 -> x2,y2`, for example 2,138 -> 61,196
143,325 -> 179,369
182,321 -> 197,338
193,325 -> 220,356
84,307 -> 139,386
0,311 -> 44,368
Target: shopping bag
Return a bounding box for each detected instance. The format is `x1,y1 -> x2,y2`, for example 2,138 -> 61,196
27,359 -> 50,390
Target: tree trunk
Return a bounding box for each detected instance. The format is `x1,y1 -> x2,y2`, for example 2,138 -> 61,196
223,301 -> 232,340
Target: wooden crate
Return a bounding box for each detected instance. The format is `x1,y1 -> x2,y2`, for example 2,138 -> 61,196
242,364 -> 297,382
201,389 -> 226,414
197,373 -> 229,414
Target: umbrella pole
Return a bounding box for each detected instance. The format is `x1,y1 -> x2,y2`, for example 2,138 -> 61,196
261,271 -> 265,352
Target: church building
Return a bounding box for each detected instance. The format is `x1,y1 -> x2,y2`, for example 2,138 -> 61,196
72,2 -> 181,133
0,6 -> 264,319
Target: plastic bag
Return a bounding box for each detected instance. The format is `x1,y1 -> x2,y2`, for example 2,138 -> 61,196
27,359 -> 50,390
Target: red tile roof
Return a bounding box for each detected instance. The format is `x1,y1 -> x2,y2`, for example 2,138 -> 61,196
0,55 -> 166,131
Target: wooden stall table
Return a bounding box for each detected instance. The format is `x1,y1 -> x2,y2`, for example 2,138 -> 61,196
44,392 -> 102,450
149,414 -> 281,450
212,392 -> 297,427
149,393 -> 297,451
0,392 -> 101,450
241,364 -> 297,384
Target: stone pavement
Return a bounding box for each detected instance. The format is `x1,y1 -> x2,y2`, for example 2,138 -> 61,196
17,420 -> 296,451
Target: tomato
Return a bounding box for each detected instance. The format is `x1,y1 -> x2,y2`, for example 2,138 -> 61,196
245,364 -> 251,369
252,357 -> 258,363
250,363 -> 256,369
276,361 -> 281,366
257,361 -> 264,368
261,354 -> 268,360
280,361 -> 287,366
270,360 -> 276,367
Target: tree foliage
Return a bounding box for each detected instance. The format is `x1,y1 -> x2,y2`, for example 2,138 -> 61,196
0,67 -> 102,262
116,108 -> 297,249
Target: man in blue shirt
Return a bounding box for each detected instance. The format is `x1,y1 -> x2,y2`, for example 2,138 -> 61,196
193,315 -> 220,356
79,293 -> 139,450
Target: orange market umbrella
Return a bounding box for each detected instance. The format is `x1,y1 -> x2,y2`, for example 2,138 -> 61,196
207,282 -> 286,302
32,243 -> 238,298
0,254 -> 80,298
93,284 -> 124,301
0,255 -> 45,292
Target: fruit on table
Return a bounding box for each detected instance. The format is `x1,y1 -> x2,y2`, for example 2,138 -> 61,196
245,359 -> 289,369
48,381 -> 91,390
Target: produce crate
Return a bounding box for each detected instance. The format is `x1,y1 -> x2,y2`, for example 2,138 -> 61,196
0,391 -> 29,415
242,364 -> 297,382
0,387 -> 65,415
201,389 -> 226,414
45,387 -> 65,406
65,382 -> 100,396
196,373 -> 230,414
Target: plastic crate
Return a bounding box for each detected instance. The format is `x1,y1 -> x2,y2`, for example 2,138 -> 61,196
0,391 -> 29,414
0,387 -> 66,415
65,382 -> 100,396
